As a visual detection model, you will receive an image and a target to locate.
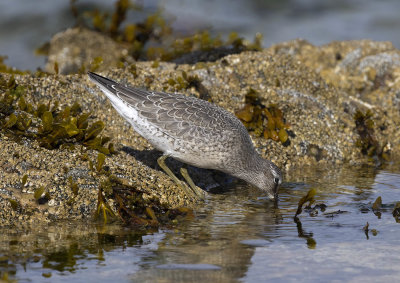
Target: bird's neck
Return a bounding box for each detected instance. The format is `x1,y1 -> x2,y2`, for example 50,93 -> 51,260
233,151 -> 266,185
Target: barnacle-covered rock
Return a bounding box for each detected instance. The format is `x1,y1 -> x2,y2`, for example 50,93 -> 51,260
1,38 -> 400,225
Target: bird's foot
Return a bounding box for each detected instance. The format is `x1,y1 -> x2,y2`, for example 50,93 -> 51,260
180,167 -> 206,200
157,155 -> 206,201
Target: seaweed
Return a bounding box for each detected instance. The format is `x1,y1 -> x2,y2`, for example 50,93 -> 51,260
109,0 -> 130,37
166,71 -> 211,101
89,56 -> 104,72
68,176 -> 79,196
112,178 -> 193,227
34,186 -> 50,204
87,151 -> 193,226
235,88 -> 291,144
294,216 -> 317,249
8,199 -> 21,211
295,188 -> 316,217
354,109 -> 390,162
96,184 -> 117,223
96,152 -> 106,172
21,174 -> 28,187
393,202 -> 400,223
363,222 -> 378,239
372,196 -> 382,218
70,3 -> 262,64
0,77 -> 113,154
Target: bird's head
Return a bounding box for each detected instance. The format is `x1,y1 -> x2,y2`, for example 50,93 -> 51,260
247,159 -> 282,200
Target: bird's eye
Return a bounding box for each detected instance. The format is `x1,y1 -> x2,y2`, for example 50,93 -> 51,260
274,177 -> 280,184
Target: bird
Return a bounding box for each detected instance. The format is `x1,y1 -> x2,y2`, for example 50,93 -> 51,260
87,71 -> 282,200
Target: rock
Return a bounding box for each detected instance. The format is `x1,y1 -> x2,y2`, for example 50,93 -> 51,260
1,34 -> 400,224
45,27 -> 133,74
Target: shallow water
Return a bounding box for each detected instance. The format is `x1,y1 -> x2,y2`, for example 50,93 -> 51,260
1,164 -> 400,282
2,0 -> 400,70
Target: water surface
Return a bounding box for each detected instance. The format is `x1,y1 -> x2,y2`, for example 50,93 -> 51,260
1,164 -> 400,282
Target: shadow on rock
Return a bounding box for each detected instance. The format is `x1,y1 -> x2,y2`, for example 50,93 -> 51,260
121,146 -> 234,193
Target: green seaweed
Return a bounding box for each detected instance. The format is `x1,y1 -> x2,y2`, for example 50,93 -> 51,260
77,113 -> 90,129
0,77 -> 114,154
95,186 -> 117,223
41,111 -> 53,132
34,186 -> 45,200
109,0 -> 130,36
85,121 -> 104,141
89,56 -> 103,72
89,165 -> 193,226
8,199 -> 21,211
70,4 -> 263,64
18,96 -> 26,111
151,60 -> 160,68
68,176 -> 79,196
372,196 -> 382,210
128,64 -> 138,78
4,113 -> 17,128
145,207 -> 158,222
42,273 -> 52,278
166,71 -> 211,101
96,153 -> 106,172
363,222 -> 370,239
108,142 -> 116,154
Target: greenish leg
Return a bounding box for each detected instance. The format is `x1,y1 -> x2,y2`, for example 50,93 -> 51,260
157,155 -> 201,199
157,155 -> 181,186
180,167 -> 206,199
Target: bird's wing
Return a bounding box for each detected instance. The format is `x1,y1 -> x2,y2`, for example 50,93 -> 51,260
88,72 -> 239,140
